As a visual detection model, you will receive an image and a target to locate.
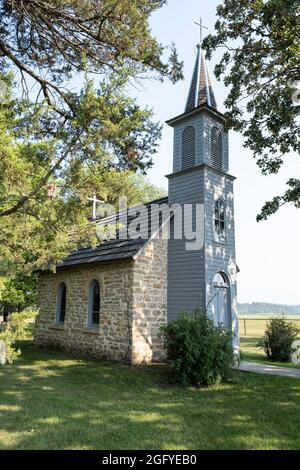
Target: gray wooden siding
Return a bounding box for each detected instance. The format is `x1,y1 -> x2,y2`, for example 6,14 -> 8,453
167,108 -> 238,351
167,168 -> 206,321
172,110 -> 228,173
203,168 -> 239,349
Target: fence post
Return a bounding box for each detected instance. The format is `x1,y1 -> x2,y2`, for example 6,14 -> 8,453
244,319 -> 247,336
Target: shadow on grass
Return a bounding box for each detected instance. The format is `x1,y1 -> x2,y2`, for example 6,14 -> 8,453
1,341 -> 300,450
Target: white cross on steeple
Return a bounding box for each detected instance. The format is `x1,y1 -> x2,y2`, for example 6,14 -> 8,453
194,17 -> 208,46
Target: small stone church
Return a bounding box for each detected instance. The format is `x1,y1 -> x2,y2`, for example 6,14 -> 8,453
35,43 -> 240,363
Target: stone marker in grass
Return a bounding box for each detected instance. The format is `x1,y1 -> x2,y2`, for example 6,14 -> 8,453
0,340 -> 7,365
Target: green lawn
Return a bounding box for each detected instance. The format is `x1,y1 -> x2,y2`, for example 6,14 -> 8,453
1,341 -> 300,450
239,316 -> 300,369
240,336 -> 300,368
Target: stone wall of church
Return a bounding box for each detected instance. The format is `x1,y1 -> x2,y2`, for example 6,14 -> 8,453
35,237 -> 168,364
131,237 -> 168,364
35,260 -> 134,363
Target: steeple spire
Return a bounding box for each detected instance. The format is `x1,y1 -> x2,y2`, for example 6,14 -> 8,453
185,20 -> 217,113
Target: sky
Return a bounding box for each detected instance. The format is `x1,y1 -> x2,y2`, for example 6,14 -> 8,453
128,0 -> 300,305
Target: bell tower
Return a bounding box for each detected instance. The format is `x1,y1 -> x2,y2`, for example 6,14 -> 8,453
166,40 -> 239,351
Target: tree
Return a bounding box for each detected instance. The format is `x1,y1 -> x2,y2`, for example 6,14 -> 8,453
124,174 -> 166,204
0,0 -> 182,217
0,1 -> 181,273
0,1 -> 182,106
0,274 -> 37,321
0,157 -> 165,319
204,0 -> 300,219
258,316 -> 299,361
0,82 -> 167,274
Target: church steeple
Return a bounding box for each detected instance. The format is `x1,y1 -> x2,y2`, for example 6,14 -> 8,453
166,26 -> 238,352
185,44 -> 217,112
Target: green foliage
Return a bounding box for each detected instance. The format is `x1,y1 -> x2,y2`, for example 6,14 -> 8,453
127,174 -> 166,204
0,274 -> 37,315
0,0 -> 183,177
0,309 -> 38,364
0,1 -> 183,94
0,79 -> 166,274
258,316 -> 299,362
204,0 -> 300,218
161,310 -> 236,387
0,0 -> 181,274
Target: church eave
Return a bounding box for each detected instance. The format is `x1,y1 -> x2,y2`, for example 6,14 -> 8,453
166,163 -> 236,181
55,255 -> 135,272
166,103 -> 225,128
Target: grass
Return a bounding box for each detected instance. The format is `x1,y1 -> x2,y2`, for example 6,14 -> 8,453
240,336 -> 300,369
239,316 -> 300,369
1,341 -> 300,450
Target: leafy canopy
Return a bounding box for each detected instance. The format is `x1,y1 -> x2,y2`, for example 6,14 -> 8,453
0,274 -> 37,315
0,1 -> 183,110
204,0 -> 300,219
0,0 -> 181,216
0,309 -> 38,364
0,80 -> 166,274
0,0 -> 175,273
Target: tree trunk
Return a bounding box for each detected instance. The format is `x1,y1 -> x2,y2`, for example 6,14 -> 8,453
3,308 -> 9,323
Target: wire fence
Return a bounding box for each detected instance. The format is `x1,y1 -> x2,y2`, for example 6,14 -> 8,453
239,317 -> 300,337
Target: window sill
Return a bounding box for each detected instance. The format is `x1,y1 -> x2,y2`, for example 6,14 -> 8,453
83,327 -> 100,335
50,324 -> 65,331
213,238 -> 228,246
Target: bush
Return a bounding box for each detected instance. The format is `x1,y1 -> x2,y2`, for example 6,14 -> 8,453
0,309 -> 38,364
161,310 -> 236,387
258,317 -> 299,362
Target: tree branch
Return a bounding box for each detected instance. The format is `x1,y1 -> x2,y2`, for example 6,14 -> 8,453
0,38 -> 73,118
0,136 -> 81,217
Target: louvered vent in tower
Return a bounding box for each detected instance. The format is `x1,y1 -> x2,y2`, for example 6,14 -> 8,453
211,126 -> 222,170
182,126 -> 196,170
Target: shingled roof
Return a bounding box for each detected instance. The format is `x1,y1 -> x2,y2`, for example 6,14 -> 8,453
56,196 -> 168,270
185,45 -> 217,113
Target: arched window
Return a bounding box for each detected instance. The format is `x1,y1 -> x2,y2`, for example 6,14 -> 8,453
88,280 -> 100,328
214,198 -> 226,242
56,282 -> 66,324
213,272 -> 228,288
182,125 -> 196,170
211,126 -> 222,170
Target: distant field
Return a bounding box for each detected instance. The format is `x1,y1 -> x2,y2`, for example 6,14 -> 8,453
238,315 -> 300,337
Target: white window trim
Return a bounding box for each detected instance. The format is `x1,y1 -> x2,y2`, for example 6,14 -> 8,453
214,198 -> 227,244
87,279 -> 101,329
55,282 -> 66,325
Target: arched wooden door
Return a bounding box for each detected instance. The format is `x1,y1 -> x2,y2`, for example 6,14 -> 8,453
212,272 -> 231,328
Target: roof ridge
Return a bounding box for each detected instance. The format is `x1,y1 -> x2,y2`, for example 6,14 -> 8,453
54,195 -> 170,270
